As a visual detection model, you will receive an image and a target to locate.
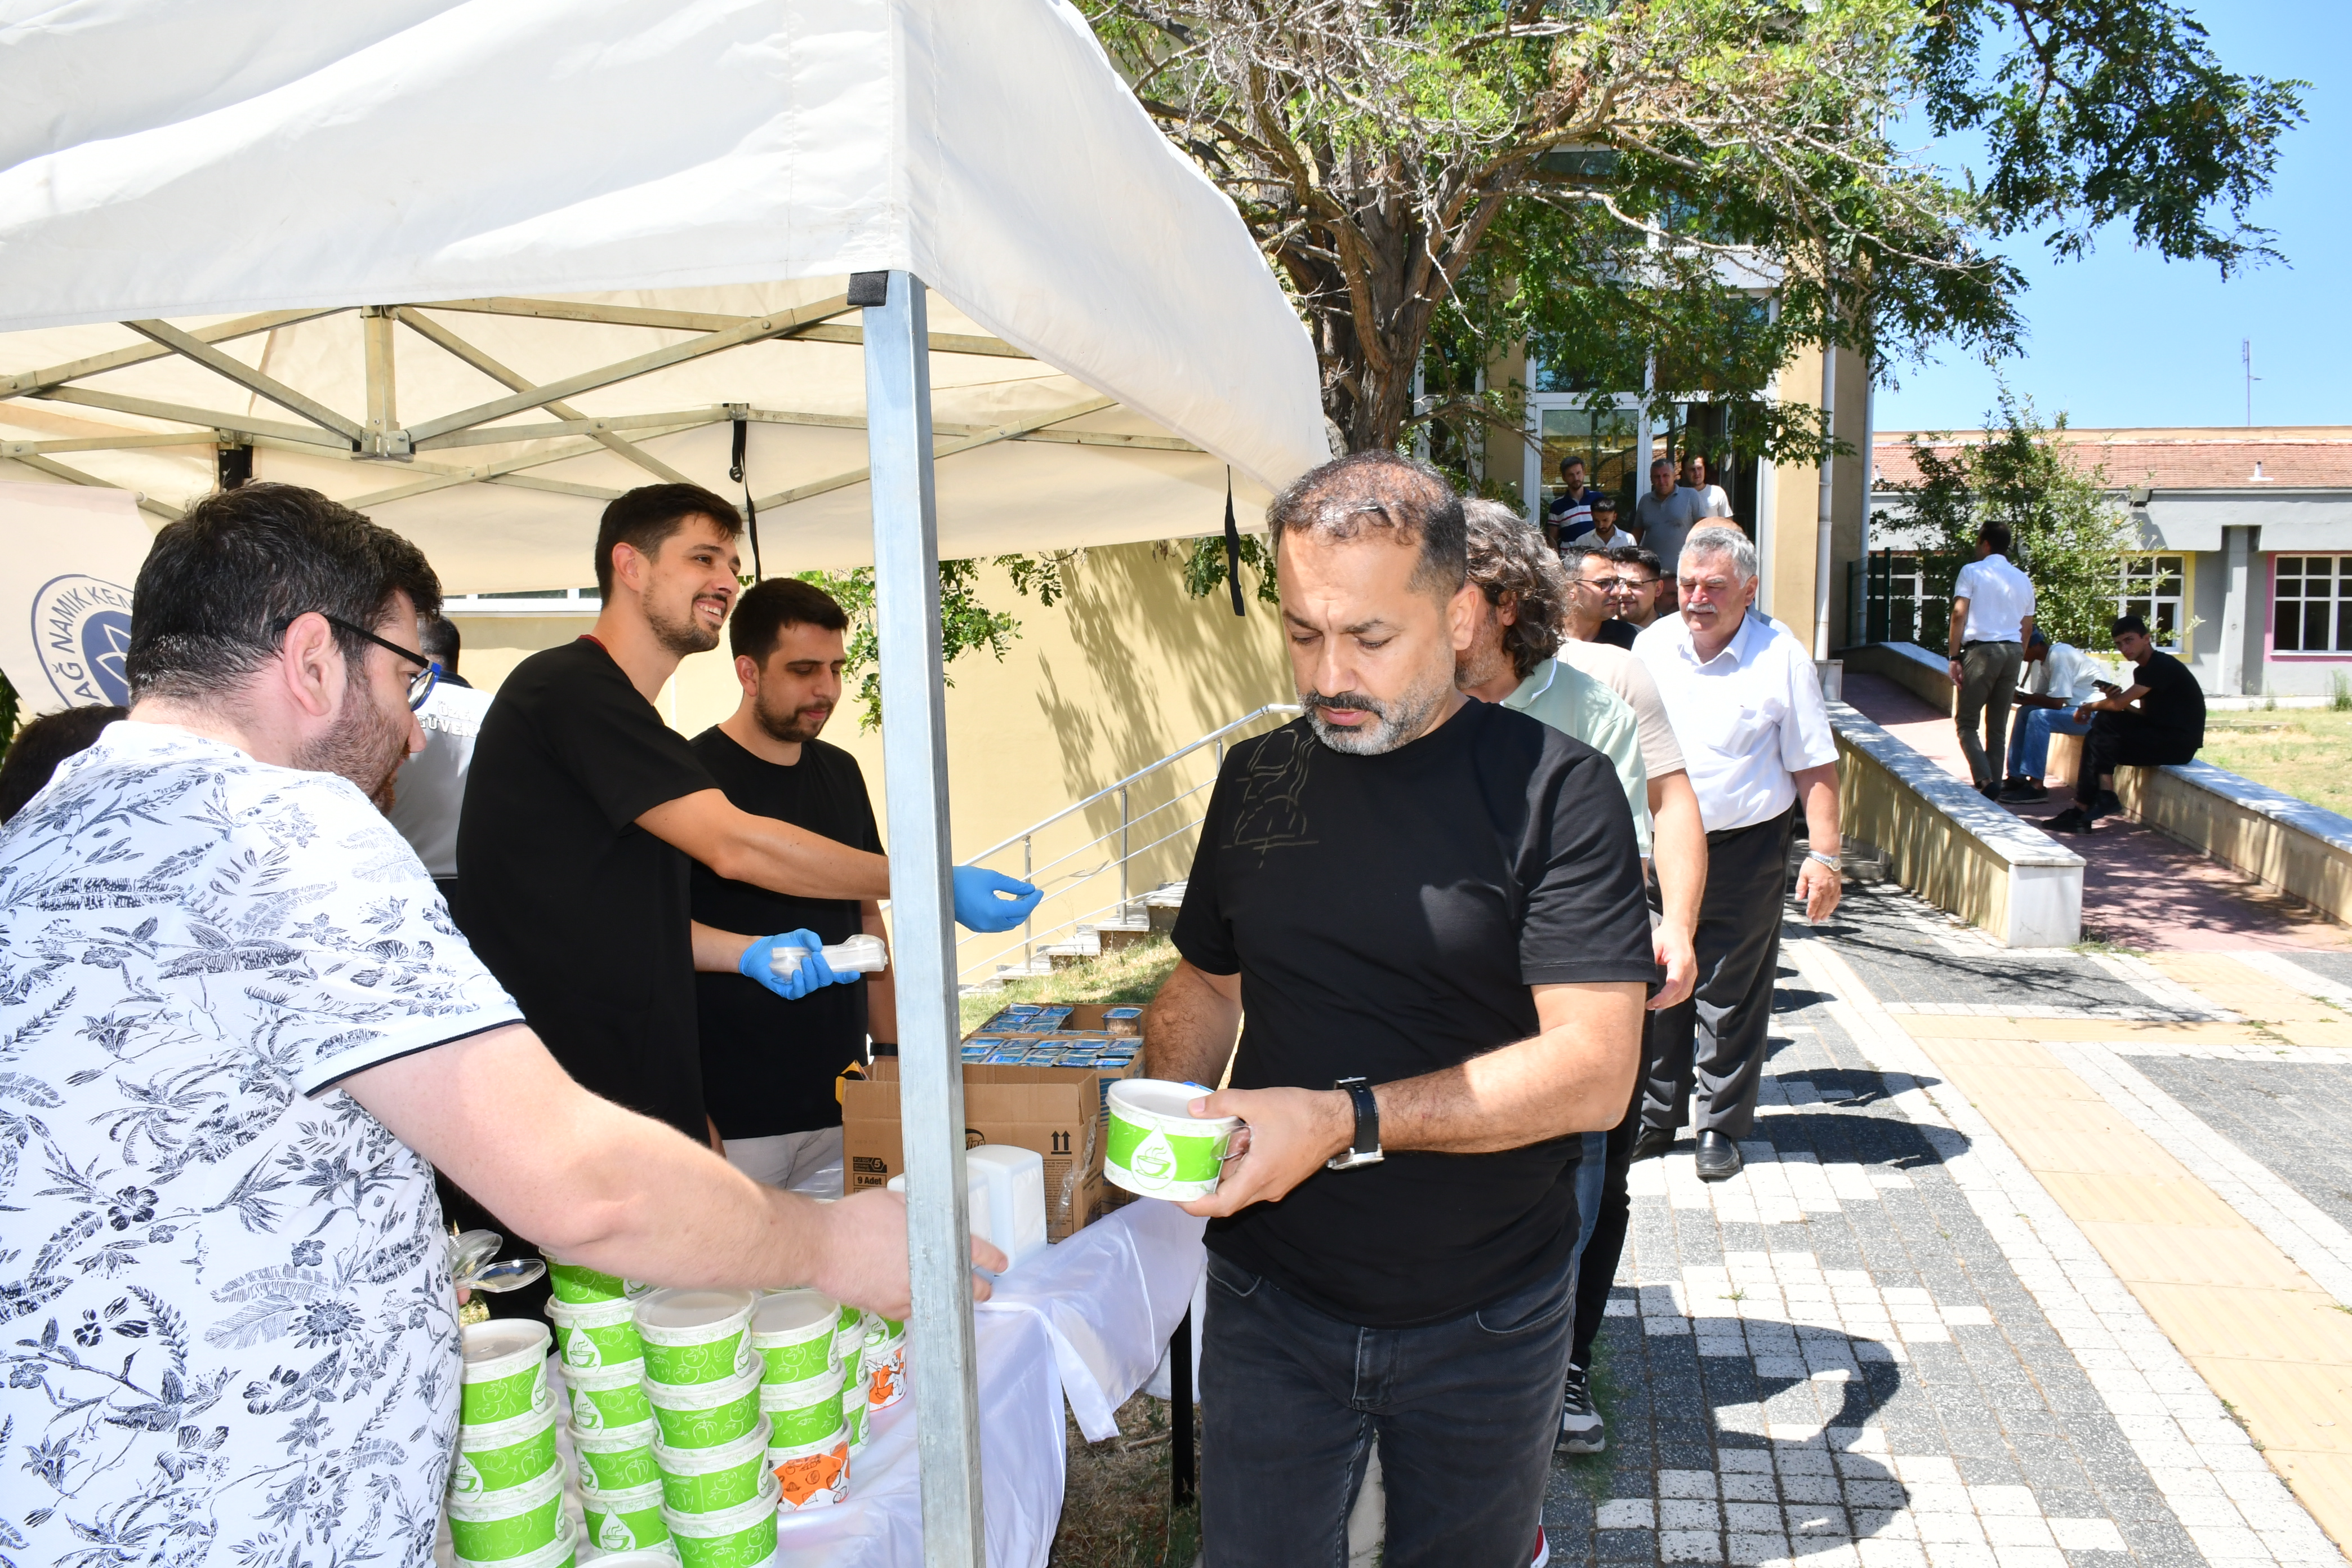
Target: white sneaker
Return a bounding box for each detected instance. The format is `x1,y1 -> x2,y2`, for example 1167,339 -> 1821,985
1556,1362 -> 1605,1454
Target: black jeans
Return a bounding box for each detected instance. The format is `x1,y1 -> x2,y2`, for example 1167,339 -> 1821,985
1200,1248 -> 1575,1568
2077,711 -> 2199,804
1573,1026 -> 1647,1368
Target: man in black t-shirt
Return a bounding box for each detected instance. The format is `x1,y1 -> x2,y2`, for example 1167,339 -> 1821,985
2044,613 -> 2207,834
691,579 -> 892,1196
1153,452 -> 1655,1568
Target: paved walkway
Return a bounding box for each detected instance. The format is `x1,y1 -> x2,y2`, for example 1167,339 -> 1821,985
1543,883 -> 2352,1568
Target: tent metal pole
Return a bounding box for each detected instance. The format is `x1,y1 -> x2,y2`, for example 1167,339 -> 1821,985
861,268 -> 987,1567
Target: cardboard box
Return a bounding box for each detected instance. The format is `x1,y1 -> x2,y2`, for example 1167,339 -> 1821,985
841,1052 -> 1140,1242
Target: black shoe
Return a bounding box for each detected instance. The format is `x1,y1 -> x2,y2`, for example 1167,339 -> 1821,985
1557,1363 -> 1605,1454
2092,788 -> 2123,817
1629,1127 -> 1677,1163
1694,1130 -> 1743,1182
1999,778 -> 2048,803
1976,781 -> 2001,799
2043,807 -> 2092,834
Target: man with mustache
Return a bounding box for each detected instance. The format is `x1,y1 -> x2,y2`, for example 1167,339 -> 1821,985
689,578 -> 894,1194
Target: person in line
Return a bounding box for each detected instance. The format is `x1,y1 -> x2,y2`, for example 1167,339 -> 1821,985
1998,631 -> 2111,802
1562,542 -> 1642,650
2043,614 -> 2206,834
1945,521 -> 2037,798
1581,493 -> 1633,551
0,702 -> 123,820
693,578 -> 895,1197
1545,453 -> 1604,551
1148,452 -> 1654,1568
1607,544 -> 1671,632
0,483 -> 991,1564
1634,524 -> 1842,1182
1682,452 -> 1734,519
1634,455 -> 1708,579
388,613 -> 495,906
1458,500 -> 1707,1458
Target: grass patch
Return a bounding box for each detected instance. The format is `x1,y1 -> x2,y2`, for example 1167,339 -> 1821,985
2200,709 -> 2352,818
961,935 -> 1181,1034
1553,1334 -> 1628,1501
1049,1391 -> 1201,1568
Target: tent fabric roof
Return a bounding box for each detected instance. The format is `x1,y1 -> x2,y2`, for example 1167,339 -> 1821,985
0,0 -> 1329,588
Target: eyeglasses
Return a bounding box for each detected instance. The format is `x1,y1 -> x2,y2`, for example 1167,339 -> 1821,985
273,613 -> 440,710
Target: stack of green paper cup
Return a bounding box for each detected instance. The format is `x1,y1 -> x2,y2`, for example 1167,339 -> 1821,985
662,1493 -> 779,1568
747,1289 -> 850,1509
461,1321 -> 556,1426
450,1321 -> 569,1563
550,1295 -> 643,1373
580,1478 -> 672,1556
560,1356 -> 652,1433
572,1415 -> 664,1495
446,1463 -> 572,1565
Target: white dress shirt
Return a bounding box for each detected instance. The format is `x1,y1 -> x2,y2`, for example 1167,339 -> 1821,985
1953,553 -> 2036,644
2025,642 -> 2114,706
1693,483 -> 1734,518
1634,608 -> 1839,834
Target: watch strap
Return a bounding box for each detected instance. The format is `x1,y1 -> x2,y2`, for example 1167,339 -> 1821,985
1326,1076 -> 1383,1170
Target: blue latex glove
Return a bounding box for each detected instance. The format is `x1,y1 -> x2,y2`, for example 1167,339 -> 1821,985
952,865 -> 1043,933
740,930 -> 849,1001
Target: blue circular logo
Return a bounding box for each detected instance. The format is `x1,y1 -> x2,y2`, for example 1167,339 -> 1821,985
32,573 -> 134,708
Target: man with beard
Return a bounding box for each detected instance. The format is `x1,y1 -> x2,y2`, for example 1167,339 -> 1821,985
0,484 -> 975,1565
689,578 -> 893,1194
1147,452 -> 1655,1568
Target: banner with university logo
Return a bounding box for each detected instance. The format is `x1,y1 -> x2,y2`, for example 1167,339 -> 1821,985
0,482 -> 154,715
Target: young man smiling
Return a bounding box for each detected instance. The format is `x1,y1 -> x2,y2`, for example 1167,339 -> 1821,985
1149,452 -> 1656,1568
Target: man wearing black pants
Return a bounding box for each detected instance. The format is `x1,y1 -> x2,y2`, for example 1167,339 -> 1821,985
1634,524 -> 1843,1182
2043,614 -> 2206,834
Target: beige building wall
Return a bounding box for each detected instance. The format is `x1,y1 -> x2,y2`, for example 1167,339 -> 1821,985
1756,342 -> 1869,651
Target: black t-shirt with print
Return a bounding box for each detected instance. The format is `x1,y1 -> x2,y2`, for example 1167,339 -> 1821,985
456,638 -> 716,1141
1172,700 -> 1658,1329
689,728 -> 883,1140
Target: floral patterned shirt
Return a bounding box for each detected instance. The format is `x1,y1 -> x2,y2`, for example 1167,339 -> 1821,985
0,721 -> 523,1566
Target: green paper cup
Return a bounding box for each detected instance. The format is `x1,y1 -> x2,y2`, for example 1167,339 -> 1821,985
656,1415 -> 778,1515
580,1480 -> 672,1555
461,1320 -> 555,1427
756,1360 -> 843,1412
448,1405 -> 559,1499
445,1460 -> 564,1561
573,1416 -> 662,1494
750,1288 -> 839,1387
760,1383 -> 845,1449
863,1320 -> 905,1411
644,1363 -> 763,1450
1104,1078 -> 1239,1201
549,1294 -> 644,1373
559,1356 -> 653,1433
538,1250 -> 652,1305
767,1432 -> 852,1512
663,1494 -> 778,1568
841,1383 -> 868,1456
452,1510 -> 579,1568
831,1304 -> 865,1367
634,1289 -> 758,1387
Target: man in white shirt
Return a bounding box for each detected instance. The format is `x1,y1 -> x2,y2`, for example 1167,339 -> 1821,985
1999,631 -> 2110,801
1945,522 -> 2038,795
1635,524 -> 1842,1182
387,613 -> 495,903
1682,452 -> 1734,519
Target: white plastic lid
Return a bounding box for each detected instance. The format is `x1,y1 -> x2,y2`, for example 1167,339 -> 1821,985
632,1289 -> 753,1332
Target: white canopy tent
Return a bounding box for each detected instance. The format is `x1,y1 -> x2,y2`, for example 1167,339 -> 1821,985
0,2 -> 1326,1560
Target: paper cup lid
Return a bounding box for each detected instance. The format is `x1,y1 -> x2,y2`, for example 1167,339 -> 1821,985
569,1415 -> 661,1453
653,1414 -> 771,1474
460,1319 -> 551,1378
1110,1077 -> 1240,1129
634,1288 -> 754,1341
443,1455 -> 564,1520
750,1288 -> 836,1340
547,1293 -> 638,1327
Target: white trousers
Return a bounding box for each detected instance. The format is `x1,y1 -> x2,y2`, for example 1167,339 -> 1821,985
722,1126 -> 845,1199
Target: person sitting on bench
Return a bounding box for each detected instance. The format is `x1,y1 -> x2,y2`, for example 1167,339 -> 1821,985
1997,630 -> 2112,803
2043,614 -> 2204,834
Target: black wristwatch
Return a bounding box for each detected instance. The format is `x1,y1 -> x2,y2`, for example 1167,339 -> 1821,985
1325,1077 -> 1384,1170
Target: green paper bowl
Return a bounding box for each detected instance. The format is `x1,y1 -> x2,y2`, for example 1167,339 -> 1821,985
444,1461 -> 565,1561
538,1250 -> 652,1305
656,1415 -> 778,1515
460,1320 -> 555,1427
842,1391 -> 868,1457
634,1289 -> 757,1387
1104,1077 -> 1239,1200
452,1510 -> 579,1568
549,1294 -> 644,1374
560,1356 -> 653,1433
663,1494 -> 779,1568
756,1360 -> 843,1411
767,1431 -> 852,1512
760,1388 -> 845,1450
750,1288 -> 839,1387
572,1416 -> 662,1495
580,1480 -> 672,1555
448,1405 -> 560,1499
643,1363 -> 763,1450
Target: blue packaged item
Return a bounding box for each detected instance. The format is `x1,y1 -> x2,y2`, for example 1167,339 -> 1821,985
1024,1006 -> 1072,1031
1102,1007 -> 1143,1021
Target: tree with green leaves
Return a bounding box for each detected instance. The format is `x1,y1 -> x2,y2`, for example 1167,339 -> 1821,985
796,555 -> 1071,728
1082,0 -> 2299,469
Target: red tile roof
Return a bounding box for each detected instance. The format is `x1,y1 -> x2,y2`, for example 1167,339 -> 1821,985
1873,427 -> 2352,492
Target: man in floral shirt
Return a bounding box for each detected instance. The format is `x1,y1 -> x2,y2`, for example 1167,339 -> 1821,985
0,484 -> 959,1565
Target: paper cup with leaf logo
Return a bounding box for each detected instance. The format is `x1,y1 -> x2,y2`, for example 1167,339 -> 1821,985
572,1416 -> 663,1494
750,1288 -> 839,1388
635,1289 -> 758,1387
451,1508 -> 579,1568
449,1404 -> 560,1499
579,1481 -> 671,1557
756,1358 -> 843,1414
1104,1079 -> 1240,1201
644,1362 -> 764,1450
767,1430 -> 852,1511
663,1492 -> 779,1568
549,1294 -> 643,1373
461,1320 -> 555,1427
760,1378 -> 845,1449
656,1415 -> 779,1516
840,1379 -> 868,1456
559,1356 -> 653,1432
538,1249 -> 652,1305
444,1459 -> 565,1561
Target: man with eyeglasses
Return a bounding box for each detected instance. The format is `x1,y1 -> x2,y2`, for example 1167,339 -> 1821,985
0,483 -> 992,1564
1562,542 -> 1641,651
1606,545 -> 1669,632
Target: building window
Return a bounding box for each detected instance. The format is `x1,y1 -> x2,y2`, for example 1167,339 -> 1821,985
2117,555 -> 2187,653
2274,556 -> 2352,653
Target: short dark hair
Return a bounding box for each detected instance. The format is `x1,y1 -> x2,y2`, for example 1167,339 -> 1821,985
125,483 -> 441,705
1980,520 -> 2013,555
1265,451 -> 1465,598
1460,500 -> 1565,680
1559,455 -> 1586,476
0,705 -> 125,821
730,578 -> 851,663
1592,493 -> 1618,514
594,483 -> 743,598
418,614 -> 461,672
1609,544 -> 1663,580
2112,613 -> 2149,638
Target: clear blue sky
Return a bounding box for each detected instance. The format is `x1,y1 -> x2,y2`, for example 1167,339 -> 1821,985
1874,0 -> 2348,435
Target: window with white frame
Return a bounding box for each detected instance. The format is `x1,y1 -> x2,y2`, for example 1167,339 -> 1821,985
2273,555 -> 2352,653
2116,554 -> 2186,652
